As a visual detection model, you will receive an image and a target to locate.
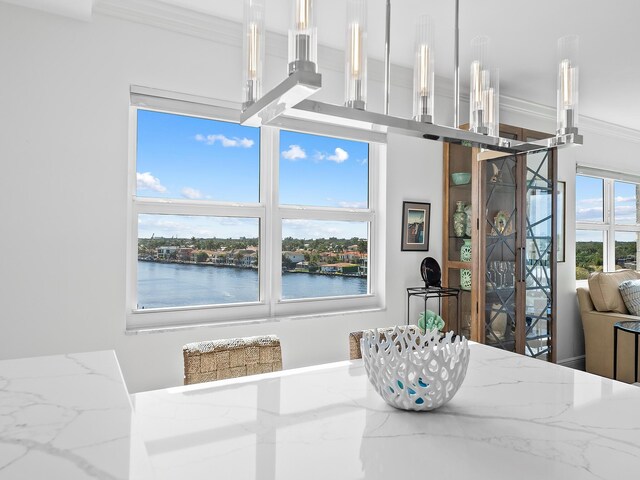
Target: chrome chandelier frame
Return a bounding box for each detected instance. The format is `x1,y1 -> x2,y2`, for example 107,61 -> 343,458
240,0 -> 583,155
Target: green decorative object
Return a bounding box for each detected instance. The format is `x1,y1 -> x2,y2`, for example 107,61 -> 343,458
418,309 -> 445,332
460,268 -> 472,291
453,201 -> 467,238
451,172 -> 471,185
460,238 -> 472,262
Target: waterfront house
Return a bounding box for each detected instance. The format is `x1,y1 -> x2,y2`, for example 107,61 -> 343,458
157,246 -> 178,260
283,251 -> 305,264
320,263 -> 359,275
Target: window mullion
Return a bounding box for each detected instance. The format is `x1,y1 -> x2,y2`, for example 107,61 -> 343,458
134,199 -> 263,218
280,206 -> 373,222
605,179 -> 616,271
262,127 -> 282,315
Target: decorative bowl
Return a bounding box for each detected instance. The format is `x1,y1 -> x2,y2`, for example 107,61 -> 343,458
361,326 -> 470,411
451,172 -> 471,185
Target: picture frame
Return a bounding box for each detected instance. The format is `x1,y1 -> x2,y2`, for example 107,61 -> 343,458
557,181 -> 566,262
401,201 -> 431,251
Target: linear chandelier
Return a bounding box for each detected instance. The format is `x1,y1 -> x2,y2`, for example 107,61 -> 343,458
239,0 -> 583,155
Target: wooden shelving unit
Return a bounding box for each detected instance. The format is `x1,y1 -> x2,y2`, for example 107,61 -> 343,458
442,124 -> 558,362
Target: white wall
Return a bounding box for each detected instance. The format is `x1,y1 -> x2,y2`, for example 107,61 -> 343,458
2,2 -> 638,392
0,3 -> 442,392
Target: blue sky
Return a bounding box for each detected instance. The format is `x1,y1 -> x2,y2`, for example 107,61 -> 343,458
279,130 -> 368,208
136,110 -> 260,203
136,110 -> 369,239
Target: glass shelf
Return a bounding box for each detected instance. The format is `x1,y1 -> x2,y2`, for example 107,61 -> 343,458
449,182 -> 472,190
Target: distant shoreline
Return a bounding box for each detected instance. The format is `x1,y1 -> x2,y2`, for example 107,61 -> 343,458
137,258 -> 366,278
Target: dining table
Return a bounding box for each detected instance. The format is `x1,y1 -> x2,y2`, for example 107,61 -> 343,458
131,342 -> 640,479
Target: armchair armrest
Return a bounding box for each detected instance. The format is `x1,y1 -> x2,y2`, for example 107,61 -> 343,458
581,309 -> 640,380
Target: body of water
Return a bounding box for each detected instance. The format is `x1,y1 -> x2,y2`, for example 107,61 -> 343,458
137,261 -> 367,309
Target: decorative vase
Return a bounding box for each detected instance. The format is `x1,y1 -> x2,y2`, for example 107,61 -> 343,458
460,238 -> 472,262
460,269 -> 472,291
460,239 -> 472,290
464,203 -> 472,237
453,201 -> 467,238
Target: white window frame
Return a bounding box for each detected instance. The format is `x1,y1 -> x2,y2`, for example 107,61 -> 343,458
576,166 -> 640,275
126,86 -> 385,330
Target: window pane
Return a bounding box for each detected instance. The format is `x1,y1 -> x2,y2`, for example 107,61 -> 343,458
136,110 -> 259,202
615,231 -> 639,271
137,214 -> 259,309
279,130 -> 368,208
575,230 -> 603,280
614,181 -> 640,225
575,175 -> 603,223
281,220 -> 368,299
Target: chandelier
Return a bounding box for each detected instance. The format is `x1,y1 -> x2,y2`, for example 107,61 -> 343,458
239,0 -> 582,155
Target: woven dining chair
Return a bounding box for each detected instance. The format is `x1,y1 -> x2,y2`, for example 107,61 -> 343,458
349,325 -> 420,360
183,335 -> 282,385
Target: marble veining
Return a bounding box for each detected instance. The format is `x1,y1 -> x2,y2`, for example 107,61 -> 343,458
0,351 -> 151,479
133,343 -> 640,480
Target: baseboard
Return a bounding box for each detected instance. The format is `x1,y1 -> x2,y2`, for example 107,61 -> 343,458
557,355 -> 586,371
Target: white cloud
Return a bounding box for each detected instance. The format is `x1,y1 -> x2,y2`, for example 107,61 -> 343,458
281,219 -> 367,239
137,214 -> 259,239
576,206 -> 603,221
282,144 -> 306,160
314,148 -> 350,163
337,201 -> 367,209
195,134 -> 254,148
327,147 -> 349,163
181,187 -> 203,200
577,197 -> 604,206
137,172 -> 167,193
325,198 -> 367,209
615,196 -> 636,203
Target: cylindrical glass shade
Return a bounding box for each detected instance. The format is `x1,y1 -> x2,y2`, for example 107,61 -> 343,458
412,15 -> 434,123
288,0 -> 317,75
469,36 -> 495,135
557,35 -> 579,134
242,0 -> 265,109
344,0 -> 367,109
484,68 -> 499,136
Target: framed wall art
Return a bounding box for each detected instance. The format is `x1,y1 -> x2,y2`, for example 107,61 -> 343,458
401,201 -> 431,251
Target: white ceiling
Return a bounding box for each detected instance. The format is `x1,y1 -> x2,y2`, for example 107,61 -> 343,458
163,0 -> 640,132
6,0 -> 638,131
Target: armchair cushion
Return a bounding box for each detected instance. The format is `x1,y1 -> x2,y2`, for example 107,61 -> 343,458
588,269 -> 640,313
619,279 -> 640,316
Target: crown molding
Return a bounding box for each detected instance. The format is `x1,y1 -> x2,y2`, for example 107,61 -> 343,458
1,0 -> 93,21
95,0 -> 640,144
500,95 -> 640,144
94,0 -> 239,44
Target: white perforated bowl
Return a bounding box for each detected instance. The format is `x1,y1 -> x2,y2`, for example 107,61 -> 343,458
361,326 -> 470,411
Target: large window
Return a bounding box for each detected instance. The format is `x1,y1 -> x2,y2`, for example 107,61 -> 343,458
576,169 -> 640,280
128,89 -> 382,329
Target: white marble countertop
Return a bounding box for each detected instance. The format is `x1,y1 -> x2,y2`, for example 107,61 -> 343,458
0,350 -> 152,479
132,343 -> 640,480
3,344 -> 640,479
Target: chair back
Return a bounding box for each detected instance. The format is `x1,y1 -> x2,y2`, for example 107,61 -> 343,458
183,335 -> 282,385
